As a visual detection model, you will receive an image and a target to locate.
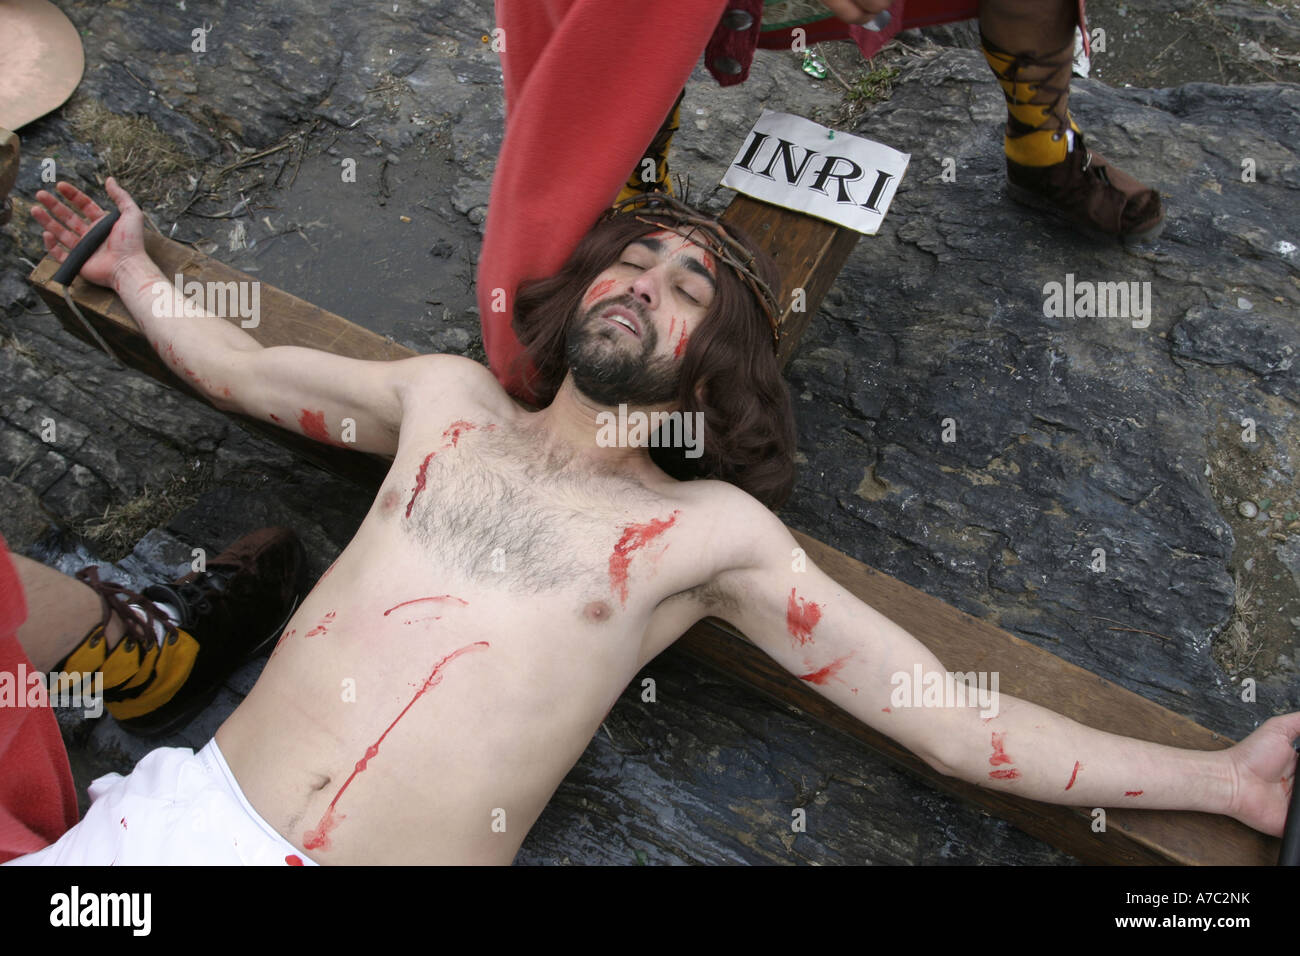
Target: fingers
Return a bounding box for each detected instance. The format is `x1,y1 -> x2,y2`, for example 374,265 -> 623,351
33,182 -> 98,236
41,228 -> 68,262
56,180 -> 105,220
104,176 -> 137,214
30,202 -> 84,253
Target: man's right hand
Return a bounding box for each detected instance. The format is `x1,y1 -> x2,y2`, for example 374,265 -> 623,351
32,177 -> 148,293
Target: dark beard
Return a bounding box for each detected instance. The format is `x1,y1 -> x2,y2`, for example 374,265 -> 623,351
564,295 -> 681,407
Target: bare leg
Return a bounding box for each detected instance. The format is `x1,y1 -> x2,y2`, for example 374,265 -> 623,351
979,0 -> 1075,55
12,555 -> 125,672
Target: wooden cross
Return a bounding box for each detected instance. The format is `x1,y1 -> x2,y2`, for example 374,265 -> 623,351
28,194 -> 1277,865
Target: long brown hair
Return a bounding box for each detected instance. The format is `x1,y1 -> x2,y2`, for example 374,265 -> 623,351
512,210 -> 797,510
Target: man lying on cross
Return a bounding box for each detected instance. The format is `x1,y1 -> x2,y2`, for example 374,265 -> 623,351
17,178 -> 1298,865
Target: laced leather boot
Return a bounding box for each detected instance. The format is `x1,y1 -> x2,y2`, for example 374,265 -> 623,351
981,32 -> 1164,242
55,527 -> 307,737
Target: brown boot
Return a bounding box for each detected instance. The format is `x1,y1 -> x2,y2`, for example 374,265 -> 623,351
1005,132 -> 1165,243
982,33 -> 1164,243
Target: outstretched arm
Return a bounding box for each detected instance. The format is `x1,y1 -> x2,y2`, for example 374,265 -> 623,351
710,492 -> 1298,837
33,179 -> 466,455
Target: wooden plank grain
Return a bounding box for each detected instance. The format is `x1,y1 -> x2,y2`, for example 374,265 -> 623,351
720,195 -> 860,366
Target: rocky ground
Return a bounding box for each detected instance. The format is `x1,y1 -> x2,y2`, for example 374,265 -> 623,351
1,0 -> 1298,864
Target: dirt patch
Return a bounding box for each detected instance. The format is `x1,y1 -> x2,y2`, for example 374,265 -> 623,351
1088,0 -> 1300,88
72,461 -> 213,562
1205,415 -> 1300,680
64,93 -> 198,202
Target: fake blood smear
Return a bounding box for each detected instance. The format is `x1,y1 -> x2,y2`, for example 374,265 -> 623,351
267,627 -> 297,663
298,409 -> 331,443
585,278 -> 617,306
404,422 -> 492,519
285,854 -> 304,866
674,326 -> 689,358
608,511 -> 680,604
1124,790 -> 1143,797
441,420 -> 479,446
405,451 -> 437,518
302,641 -> 489,851
383,596 -> 468,617
989,732 -> 1013,766
786,588 -> 822,646
305,611 -> 335,638
989,769 -> 1021,780
1065,760 -> 1081,791
798,656 -> 849,685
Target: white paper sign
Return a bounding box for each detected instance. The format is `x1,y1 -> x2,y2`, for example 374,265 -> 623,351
721,110 -> 910,235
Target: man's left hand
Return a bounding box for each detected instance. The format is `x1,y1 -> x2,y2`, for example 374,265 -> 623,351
1224,713 -> 1300,837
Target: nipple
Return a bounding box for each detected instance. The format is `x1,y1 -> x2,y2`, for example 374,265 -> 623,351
583,600 -> 613,623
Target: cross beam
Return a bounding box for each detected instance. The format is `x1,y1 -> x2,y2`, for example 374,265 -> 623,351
28,195 -> 1277,865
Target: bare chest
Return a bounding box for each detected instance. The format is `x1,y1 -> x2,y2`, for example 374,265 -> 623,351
379,418 -> 687,607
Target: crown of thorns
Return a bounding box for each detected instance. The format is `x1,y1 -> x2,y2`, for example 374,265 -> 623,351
602,192 -> 782,351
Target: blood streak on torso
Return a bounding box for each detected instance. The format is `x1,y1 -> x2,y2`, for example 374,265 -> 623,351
608,511 -> 681,604
383,596 -> 469,616
305,611 -> 336,638
441,419 -> 484,446
786,588 -> 822,645
405,451 -> 438,518
383,595 -> 469,625
405,421 -> 497,518
301,641 -> 490,852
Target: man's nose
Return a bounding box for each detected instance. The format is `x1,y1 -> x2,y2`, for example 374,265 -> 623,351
630,268 -> 661,309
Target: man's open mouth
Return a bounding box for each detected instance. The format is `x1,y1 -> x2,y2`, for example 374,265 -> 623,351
600,306 -> 642,338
